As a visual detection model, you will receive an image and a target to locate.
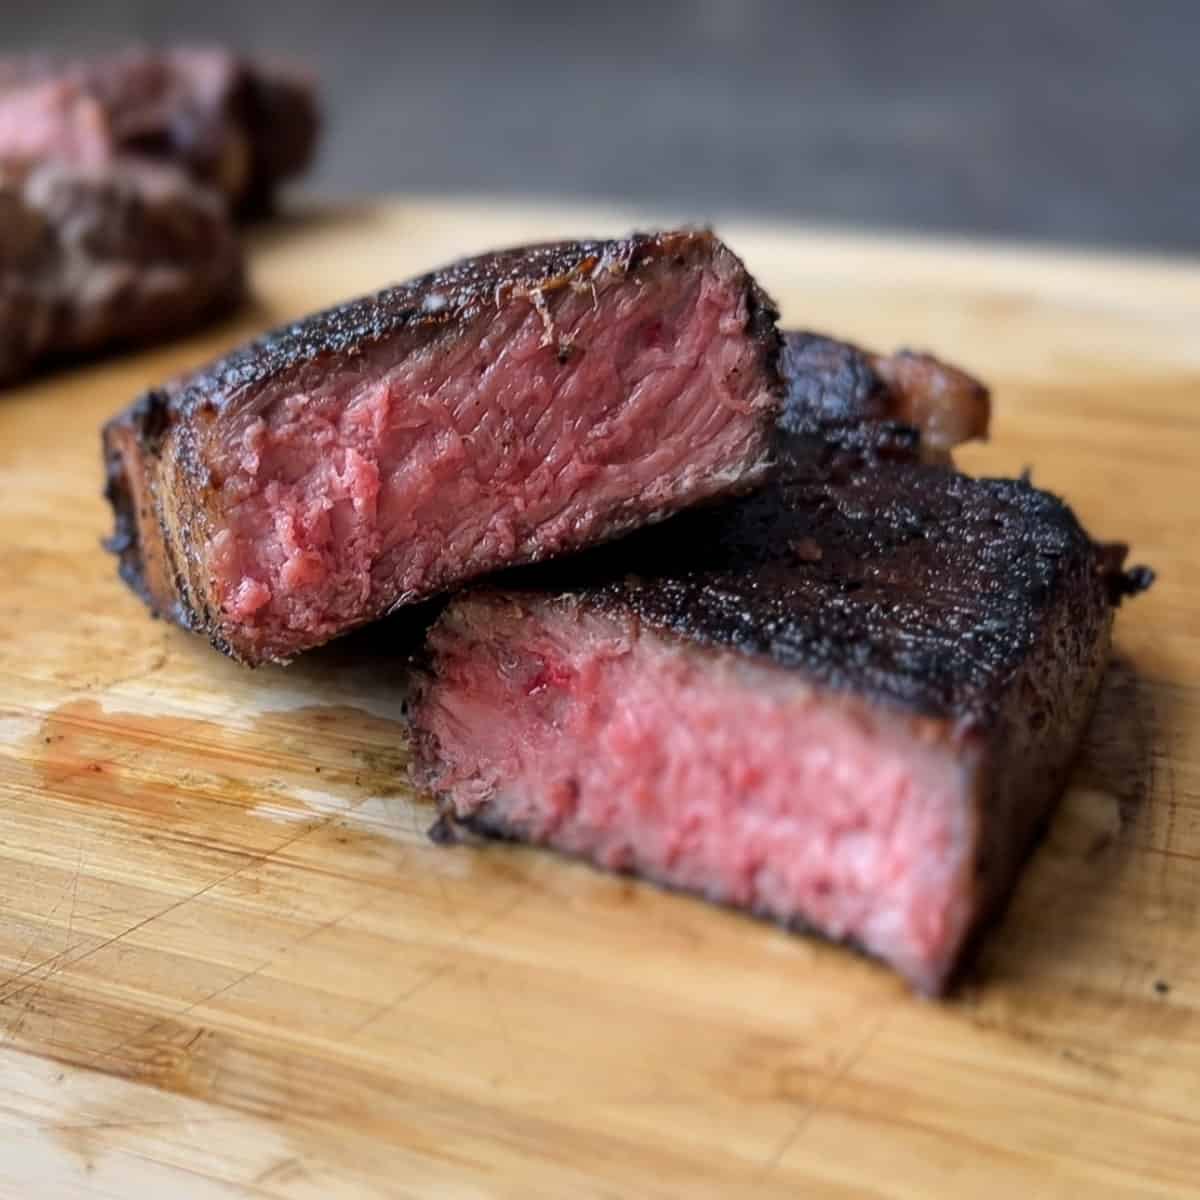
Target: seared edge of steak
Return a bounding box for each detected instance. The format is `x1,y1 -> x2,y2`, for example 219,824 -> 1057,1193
149,230 -> 780,430
468,461 -> 1138,728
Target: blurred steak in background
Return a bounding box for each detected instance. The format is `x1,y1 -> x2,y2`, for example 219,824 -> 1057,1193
0,46 -> 319,384
0,47 -> 318,215
0,159 -> 244,385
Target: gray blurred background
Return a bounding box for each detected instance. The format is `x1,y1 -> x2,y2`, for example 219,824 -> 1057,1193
6,0 -> 1198,251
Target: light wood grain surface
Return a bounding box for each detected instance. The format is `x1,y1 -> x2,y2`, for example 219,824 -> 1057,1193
0,200 -> 1197,1198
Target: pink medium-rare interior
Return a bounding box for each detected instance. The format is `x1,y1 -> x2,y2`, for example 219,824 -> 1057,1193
416,595 -> 984,993
204,252 -> 772,657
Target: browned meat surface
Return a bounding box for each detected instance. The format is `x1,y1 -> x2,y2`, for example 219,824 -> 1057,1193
410,395 -> 1147,995
0,47 -> 318,215
0,159 -> 243,385
103,231 -> 783,664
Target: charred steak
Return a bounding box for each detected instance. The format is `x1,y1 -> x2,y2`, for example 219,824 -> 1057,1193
410,455 -> 1147,995
103,231 -> 783,664
0,159 -> 243,385
778,330 -> 990,463
0,47 -> 317,214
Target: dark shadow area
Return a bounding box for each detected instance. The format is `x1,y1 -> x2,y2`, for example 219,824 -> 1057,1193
282,604 -> 439,679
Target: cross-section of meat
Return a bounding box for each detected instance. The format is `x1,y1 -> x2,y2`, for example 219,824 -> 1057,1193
1,159 -> 243,385
410,460 -> 1148,994
102,231 -> 783,664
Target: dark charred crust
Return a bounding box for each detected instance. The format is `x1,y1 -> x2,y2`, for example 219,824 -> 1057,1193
158,230 -> 772,421
435,805 -> 552,848
101,417 -> 153,610
101,444 -> 142,574
479,463 -> 1115,727
776,330 -> 989,465
778,331 -> 891,437
101,414 -> 150,610
101,444 -> 133,553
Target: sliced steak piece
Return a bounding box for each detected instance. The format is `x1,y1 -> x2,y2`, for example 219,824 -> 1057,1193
410,461 -> 1147,994
102,231 -> 783,664
778,330 -> 990,462
0,159 -> 243,385
0,47 -> 318,214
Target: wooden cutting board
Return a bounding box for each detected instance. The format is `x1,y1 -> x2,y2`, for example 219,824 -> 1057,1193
1,200 -> 1197,1199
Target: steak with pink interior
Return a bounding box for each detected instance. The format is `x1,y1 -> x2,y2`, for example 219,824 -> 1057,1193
410,457 -> 1148,994
103,231 -> 783,664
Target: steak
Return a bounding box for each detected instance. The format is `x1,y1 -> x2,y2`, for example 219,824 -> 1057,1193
0,47 -> 317,214
778,330 -> 990,462
102,231 -> 783,664
0,159 -> 243,385
410,456 -> 1148,994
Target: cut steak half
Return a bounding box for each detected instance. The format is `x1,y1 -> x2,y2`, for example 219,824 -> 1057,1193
103,231 -> 783,664
0,47 -> 318,214
1,159 -> 243,385
410,461 -> 1148,994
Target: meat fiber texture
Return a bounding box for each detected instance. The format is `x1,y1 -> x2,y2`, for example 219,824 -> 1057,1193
411,447 -> 1148,995
0,158 -> 244,385
0,47 -> 318,215
103,231 -> 784,664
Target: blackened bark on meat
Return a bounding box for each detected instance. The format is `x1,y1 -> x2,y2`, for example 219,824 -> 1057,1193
466,462 -> 1119,728
778,330 -> 894,435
